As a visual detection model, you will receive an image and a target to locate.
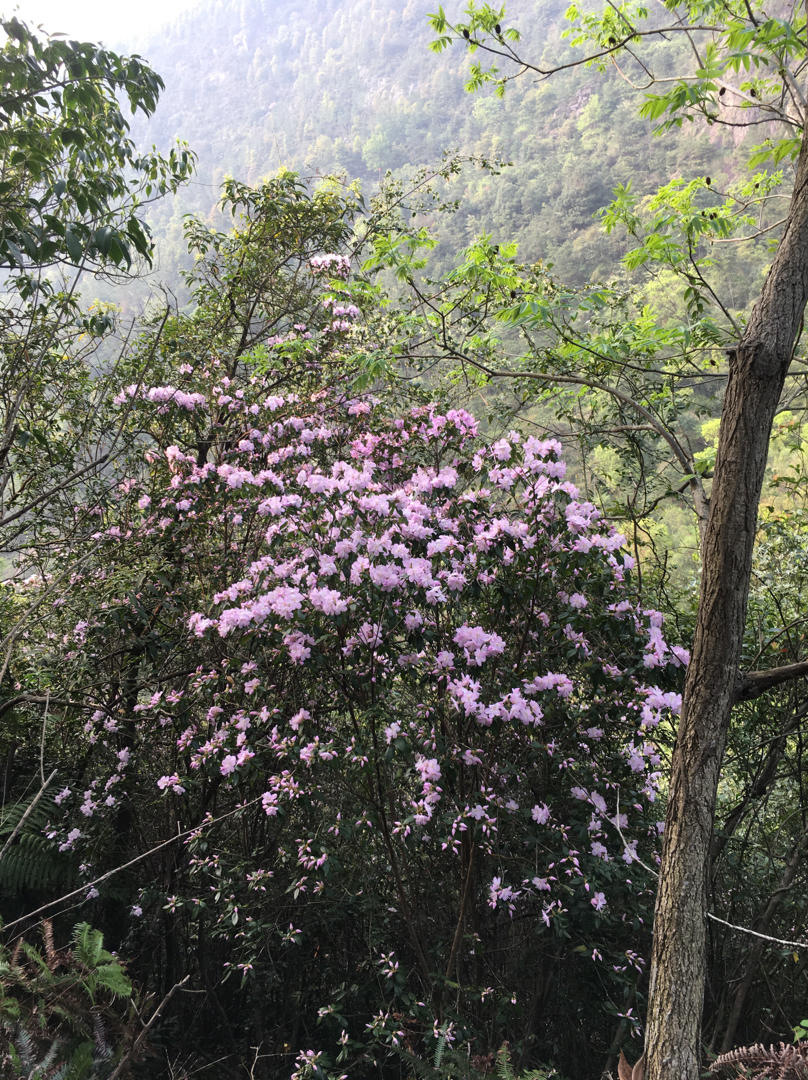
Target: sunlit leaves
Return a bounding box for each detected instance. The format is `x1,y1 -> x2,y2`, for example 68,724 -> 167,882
428,2 -> 519,94
362,226 -> 437,281
748,136 -> 801,169
433,0 -> 804,179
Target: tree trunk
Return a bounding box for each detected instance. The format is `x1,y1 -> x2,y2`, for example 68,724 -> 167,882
645,127 -> 808,1080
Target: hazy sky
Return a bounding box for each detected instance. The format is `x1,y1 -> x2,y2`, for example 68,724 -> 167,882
7,0 -> 199,47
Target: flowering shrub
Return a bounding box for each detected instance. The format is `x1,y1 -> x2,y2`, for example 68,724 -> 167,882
35,343 -> 687,1068
151,393 -> 681,886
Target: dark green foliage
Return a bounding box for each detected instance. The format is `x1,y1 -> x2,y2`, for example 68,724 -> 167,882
0,921 -> 137,1080
0,831 -> 70,897
0,792 -> 74,897
394,1039 -> 560,1080
0,16 -> 193,285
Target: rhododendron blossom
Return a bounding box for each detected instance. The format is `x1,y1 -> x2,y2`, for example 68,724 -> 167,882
44,362 -> 686,1038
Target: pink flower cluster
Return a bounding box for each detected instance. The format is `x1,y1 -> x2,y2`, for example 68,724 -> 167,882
308,252 -> 351,278
54,370 -> 686,937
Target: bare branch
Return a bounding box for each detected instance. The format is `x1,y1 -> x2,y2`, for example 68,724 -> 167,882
0,768 -> 57,864
432,335 -> 711,531
735,658 -> 808,701
107,975 -> 192,1080
0,694 -> 97,720
0,452 -> 110,531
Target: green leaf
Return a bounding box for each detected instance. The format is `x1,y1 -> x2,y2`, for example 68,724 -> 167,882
71,922 -> 104,968
93,962 -> 133,998
64,229 -> 83,263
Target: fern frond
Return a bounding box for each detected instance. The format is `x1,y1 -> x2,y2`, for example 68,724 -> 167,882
92,1009 -> 112,1061
71,923 -> 105,969
497,1044 -> 516,1080
9,1026 -> 63,1077
710,1041 -> 808,1080
12,1024 -> 36,1069
0,822 -> 73,896
42,919 -> 55,967
389,1036 -> 558,1080
0,791 -> 58,837
391,1045 -> 441,1080
495,1044 -> 554,1080
0,920 -> 138,1079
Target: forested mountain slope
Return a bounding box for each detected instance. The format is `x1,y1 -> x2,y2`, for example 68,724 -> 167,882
127,0 -> 743,289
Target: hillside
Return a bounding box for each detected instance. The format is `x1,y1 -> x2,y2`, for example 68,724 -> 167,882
124,0 -> 746,291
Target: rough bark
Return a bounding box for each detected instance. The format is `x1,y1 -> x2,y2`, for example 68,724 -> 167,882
644,127 -> 808,1080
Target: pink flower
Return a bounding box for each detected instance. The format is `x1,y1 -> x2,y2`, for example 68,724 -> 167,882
290,709 -> 310,731
59,828 -> 81,852
309,587 -> 349,614
265,585 -> 304,619
415,756 -> 441,783
369,563 -> 403,591
157,774 -> 185,794
453,624 -> 506,666
284,630 -> 313,664
220,755 -> 238,776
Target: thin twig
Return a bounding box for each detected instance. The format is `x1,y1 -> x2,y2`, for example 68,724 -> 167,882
706,912 -> 808,951
611,790 -> 808,950
107,975 -> 191,1080
0,769 -> 57,864
39,691 -> 49,787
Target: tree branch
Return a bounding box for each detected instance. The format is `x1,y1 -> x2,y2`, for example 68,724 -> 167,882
735,658 -> 808,701
0,768 -> 57,864
0,694 -> 93,720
